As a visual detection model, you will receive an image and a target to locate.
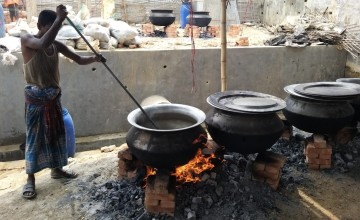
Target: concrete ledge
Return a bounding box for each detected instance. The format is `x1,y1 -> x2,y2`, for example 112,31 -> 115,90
0,133 -> 126,162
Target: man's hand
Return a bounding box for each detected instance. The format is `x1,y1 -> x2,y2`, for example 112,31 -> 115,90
56,4 -> 68,21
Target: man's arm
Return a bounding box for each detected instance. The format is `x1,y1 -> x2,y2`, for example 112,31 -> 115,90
55,40 -> 105,65
21,5 -> 67,50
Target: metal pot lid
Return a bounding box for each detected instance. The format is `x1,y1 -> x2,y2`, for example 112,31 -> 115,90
336,78 -> 360,84
207,90 -> 286,113
294,82 -> 360,99
284,84 -> 331,101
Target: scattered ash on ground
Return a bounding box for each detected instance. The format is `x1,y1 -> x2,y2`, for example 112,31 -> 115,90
73,127 -> 360,220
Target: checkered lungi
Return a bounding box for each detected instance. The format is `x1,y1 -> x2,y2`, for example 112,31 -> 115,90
24,85 -> 67,174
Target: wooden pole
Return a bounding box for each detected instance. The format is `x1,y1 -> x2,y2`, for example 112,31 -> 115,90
220,0 -> 227,92
26,0 -> 37,23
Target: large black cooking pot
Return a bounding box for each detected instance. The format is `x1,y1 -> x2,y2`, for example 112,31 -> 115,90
149,9 -> 175,26
336,78 -> 360,122
126,104 -> 207,169
205,91 -> 286,154
186,11 -> 212,27
283,84 -> 356,134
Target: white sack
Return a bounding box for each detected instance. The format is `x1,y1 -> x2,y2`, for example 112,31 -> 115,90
83,23 -> 110,42
109,20 -> 138,44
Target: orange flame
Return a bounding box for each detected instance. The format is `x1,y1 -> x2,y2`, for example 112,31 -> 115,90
145,135 -> 217,184
174,148 -> 216,183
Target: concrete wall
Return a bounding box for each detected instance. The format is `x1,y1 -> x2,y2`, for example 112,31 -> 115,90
0,46 -> 347,145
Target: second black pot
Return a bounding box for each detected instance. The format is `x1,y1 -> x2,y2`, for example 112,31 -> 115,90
149,9 -> 175,26
205,107 -> 284,154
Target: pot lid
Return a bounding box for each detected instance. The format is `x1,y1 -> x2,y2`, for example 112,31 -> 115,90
294,82 -> 360,99
284,84 -> 332,101
336,78 -> 360,84
207,90 -> 286,113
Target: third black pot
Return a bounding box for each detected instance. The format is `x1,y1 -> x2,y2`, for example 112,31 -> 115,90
283,84 -> 356,134
336,78 -> 360,122
205,91 -> 286,154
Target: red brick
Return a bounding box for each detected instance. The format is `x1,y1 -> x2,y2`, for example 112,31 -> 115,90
235,37 -> 249,46
319,147 -> 332,155
118,168 -> 127,177
145,205 -> 174,216
319,159 -> 331,165
265,177 -> 280,190
252,169 -> 280,181
160,200 -> 176,209
306,157 -> 320,165
145,192 -> 175,201
252,161 -> 266,171
318,153 -> 332,160
320,164 -> 332,169
313,134 -> 327,148
144,198 -> 160,206
305,143 -> 318,155
308,163 -> 320,170
251,173 -> 266,183
255,151 -> 286,169
305,151 -> 319,159
264,165 -> 281,176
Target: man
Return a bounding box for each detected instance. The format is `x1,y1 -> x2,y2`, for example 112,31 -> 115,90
21,5 -> 105,199
4,0 -> 19,22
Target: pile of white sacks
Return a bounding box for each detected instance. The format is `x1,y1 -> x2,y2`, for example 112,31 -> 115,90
0,5 -> 140,65
57,5 -> 140,51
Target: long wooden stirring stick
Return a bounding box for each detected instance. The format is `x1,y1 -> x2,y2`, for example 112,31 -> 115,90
65,17 -> 158,129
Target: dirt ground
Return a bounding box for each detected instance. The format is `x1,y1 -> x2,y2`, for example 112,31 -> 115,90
0,143 -> 360,220
1,26 -> 359,219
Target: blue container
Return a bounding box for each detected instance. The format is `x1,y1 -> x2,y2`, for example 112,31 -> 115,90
180,2 -> 191,29
0,5 -> 5,38
62,108 -> 76,157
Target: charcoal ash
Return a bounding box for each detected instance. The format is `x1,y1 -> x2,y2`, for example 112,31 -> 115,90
72,126 -> 360,219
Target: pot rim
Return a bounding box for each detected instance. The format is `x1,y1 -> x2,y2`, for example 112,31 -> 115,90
207,90 -> 286,114
284,84 -> 357,102
127,103 -> 206,132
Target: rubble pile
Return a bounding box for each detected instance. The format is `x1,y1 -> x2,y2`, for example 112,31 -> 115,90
264,9 -> 360,56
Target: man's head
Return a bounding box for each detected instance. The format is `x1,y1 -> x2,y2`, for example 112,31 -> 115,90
37,10 -> 56,31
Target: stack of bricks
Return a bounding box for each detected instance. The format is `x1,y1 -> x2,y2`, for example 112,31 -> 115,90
228,25 -> 241,37
235,37 -> 249,46
144,171 -> 176,216
304,134 -> 332,170
207,26 -> 220,37
331,126 -> 357,145
251,151 -> 286,190
117,143 -> 143,179
184,24 -> 201,38
164,24 -> 177,38
142,23 -> 154,36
